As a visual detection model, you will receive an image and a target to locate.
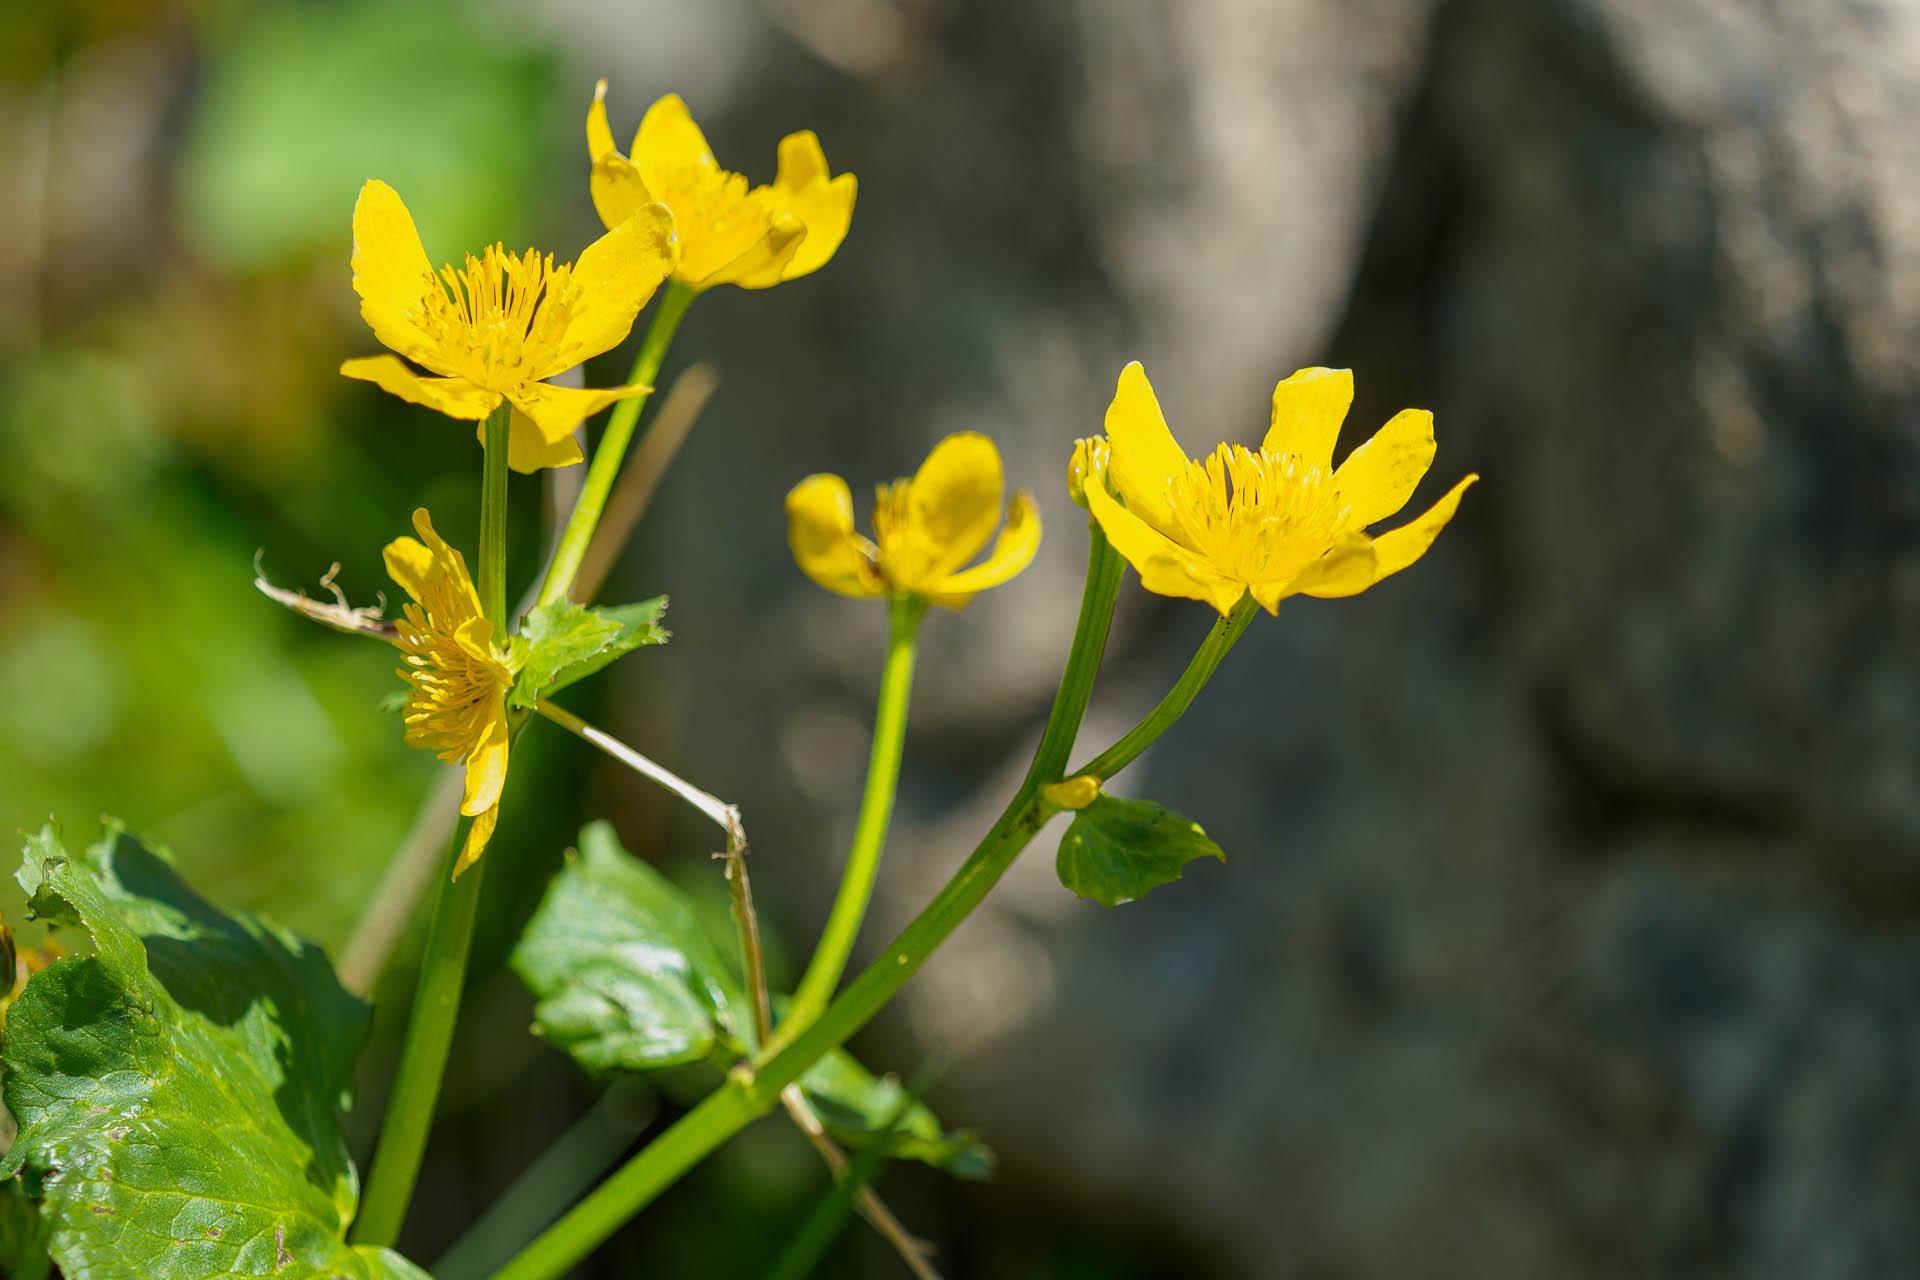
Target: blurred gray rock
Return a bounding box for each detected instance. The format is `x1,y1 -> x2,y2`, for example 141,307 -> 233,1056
566,0 -> 1920,1274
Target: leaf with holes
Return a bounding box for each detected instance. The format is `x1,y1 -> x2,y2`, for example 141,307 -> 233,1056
0,822 -> 428,1280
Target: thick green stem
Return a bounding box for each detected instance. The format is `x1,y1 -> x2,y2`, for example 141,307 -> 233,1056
353,403 -> 512,1249
537,281 -> 697,608
778,593 -> 926,1044
486,529 -> 1129,1280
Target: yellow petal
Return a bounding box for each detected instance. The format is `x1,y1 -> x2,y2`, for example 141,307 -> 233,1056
350,180 -> 439,364
589,154 -> 657,235
1273,531 -> 1376,605
786,473 -> 885,598
1086,461 -> 1244,614
929,491 -> 1041,606
906,432 -> 1005,578
703,212 -> 806,290
460,692 -> 510,817
1261,367 -> 1353,469
453,802 -> 499,879
540,203 -> 676,376
487,408 -> 586,474
410,506 -> 453,556
587,78 -> 619,164
341,355 -> 499,420
1333,408 -> 1435,530
505,381 -> 649,445
634,93 -> 717,184
1103,362 -> 1192,538
763,130 -> 856,280
382,535 -> 434,603
1302,474 -> 1478,599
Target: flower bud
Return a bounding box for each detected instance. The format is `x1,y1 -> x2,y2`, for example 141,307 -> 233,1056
1041,775 -> 1101,811
1066,437 -> 1110,510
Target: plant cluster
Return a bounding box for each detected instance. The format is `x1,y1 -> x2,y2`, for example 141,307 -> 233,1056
0,82 -> 1473,1279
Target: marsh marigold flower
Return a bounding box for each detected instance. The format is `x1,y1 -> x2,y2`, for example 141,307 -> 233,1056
588,81 -> 854,292
385,509 -> 520,875
786,433 -> 1040,608
342,180 -> 676,472
1083,363 -> 1477,615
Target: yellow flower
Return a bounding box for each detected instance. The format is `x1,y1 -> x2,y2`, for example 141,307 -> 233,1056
384,509 -> 521,876
786,433 -> 1041,609
588,81 -> 855,292
1084,362 -> 1477,615
341,180 -> 676,473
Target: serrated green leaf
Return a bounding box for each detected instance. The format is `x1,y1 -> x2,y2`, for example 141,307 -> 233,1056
1,822 -> 428,1280
1055,794 -> 1225,907
798,1050 -> 996,1180
512,821 -> 745,1072
508,597 -> 668,710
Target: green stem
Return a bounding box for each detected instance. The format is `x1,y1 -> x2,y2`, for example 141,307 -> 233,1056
536,281 -> 697,608
777,593 -> 926,1044
487,528 -> 1129,1280
477,403 -> 511,625
1074,592 -> 1258,781
1026,524 -> 1125,785
353,403 -> 512,1249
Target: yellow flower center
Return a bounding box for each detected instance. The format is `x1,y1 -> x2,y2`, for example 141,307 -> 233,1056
870,479 -> 935,590
416,245 -> 579,391
1164,444 -> 1342,584
653,165 -> 782,281
393,566 -> 516,765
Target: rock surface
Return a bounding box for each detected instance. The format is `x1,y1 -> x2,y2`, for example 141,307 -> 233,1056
577,0 -> 1920,1274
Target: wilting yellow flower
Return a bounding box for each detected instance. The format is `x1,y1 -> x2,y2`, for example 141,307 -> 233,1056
588,82 -> 854,292
1084,363 -> 1477,615
385,509 -> 521,875
786,433 -> 1040,609
341,180 -> 675,472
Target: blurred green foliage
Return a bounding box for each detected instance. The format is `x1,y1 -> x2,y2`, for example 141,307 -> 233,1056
179,0 -> 559,271
0,0 -> 566,949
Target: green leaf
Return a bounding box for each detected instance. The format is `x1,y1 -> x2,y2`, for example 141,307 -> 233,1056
1,822 -> 428,1280
508,597 -> 668,710
512,821 -> 745,1072
1054,794 -> 1225,907
797,1050 -> 996,1181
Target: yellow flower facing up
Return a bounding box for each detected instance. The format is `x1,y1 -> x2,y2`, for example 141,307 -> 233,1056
1084,362 -> 1478,615
385,509 -> 521,876
342,179 -> 676,472
588,81 -> 855,292
787,433 -> 1041,609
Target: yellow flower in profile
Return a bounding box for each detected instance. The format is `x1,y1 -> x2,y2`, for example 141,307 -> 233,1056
1083,363 -> 1477,615
588,81 -> 855,292
384,509 -> 521,876
341,180 -> 676,472
786,433 -> 1041,609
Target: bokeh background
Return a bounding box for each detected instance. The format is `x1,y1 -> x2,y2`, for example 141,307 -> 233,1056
4,0 -> 1918,1276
